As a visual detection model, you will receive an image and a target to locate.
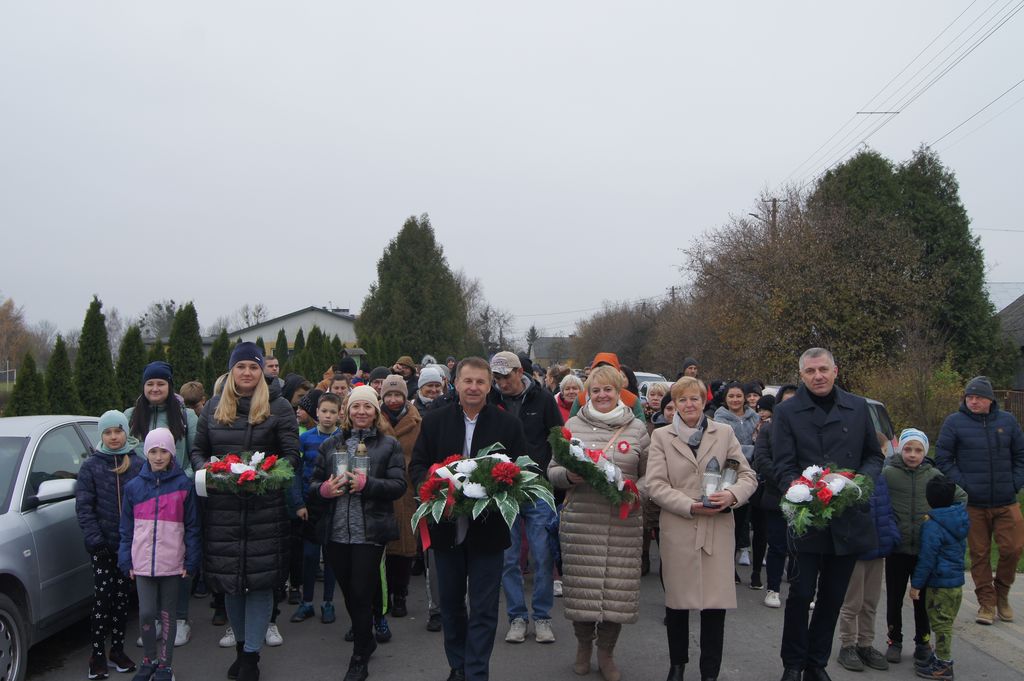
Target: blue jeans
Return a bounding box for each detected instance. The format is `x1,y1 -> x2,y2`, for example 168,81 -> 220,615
224,589 -> 275,653
302,540 -> 335,603
502,500 -> 555,622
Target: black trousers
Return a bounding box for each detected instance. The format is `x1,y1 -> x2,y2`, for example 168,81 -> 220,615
733,505 -> 751,550
433,545 -> 504,681
780,551 -> 856,669
372,554 -> 415,617
764,510 -> 792,592
665,607 -> 725,678
326,542 -> 386,660
750,507 -> 769,577
885,552 -> 930,646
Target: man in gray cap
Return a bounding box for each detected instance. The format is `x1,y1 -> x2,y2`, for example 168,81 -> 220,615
936,376 -> 1024,625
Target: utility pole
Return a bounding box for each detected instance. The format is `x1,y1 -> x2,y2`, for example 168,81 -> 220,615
749,198 -> 787,241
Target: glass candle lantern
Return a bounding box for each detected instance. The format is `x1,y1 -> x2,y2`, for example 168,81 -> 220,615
702,458 -> 722,507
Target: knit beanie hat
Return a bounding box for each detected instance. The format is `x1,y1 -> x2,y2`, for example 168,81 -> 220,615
964,376 -> 995,401
681,357 -> 699,371
898,427 -> 929,454
298,389 -> 324,418
348,385 -> 380,412
144,427 -> 177,457
228,342 -> 264,370
744,382 -> 763,397
369,366 -> 391,382
142,361 -> 173,385
419,367 -> 443,389
98,409 -> 129,434
336,356 -> 358,375
755,394 -> 776,413
395,355 -> 415,370
380,375 -> 408,398
425,363 -> 450,382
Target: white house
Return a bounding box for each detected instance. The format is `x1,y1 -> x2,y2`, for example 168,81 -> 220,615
235,307 -> 357,357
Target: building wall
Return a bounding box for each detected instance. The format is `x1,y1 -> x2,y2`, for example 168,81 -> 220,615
237,310 -> 357,355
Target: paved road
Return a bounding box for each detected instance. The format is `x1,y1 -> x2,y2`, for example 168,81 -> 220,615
27,556 -> 1022,681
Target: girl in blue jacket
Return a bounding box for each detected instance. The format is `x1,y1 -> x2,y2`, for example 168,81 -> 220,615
75,410 -> 142,679
119,428 -> 201,681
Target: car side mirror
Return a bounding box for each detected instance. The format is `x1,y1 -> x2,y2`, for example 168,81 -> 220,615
25,478 -> 78,510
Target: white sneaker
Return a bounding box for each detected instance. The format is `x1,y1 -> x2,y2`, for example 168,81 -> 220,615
738,549 -> 751,566
553,580 -> 563,597
136,622 -> 162,646
218,626 -> 236,648
534,618 -> 555,644
265,623 -> 283,646
764,590 -> 781,608
809,600 -> 816,610
505,617 -> 527,643
173,619 -> 191,647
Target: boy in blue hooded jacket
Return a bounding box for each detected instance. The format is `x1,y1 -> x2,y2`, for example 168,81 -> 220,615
910,476 -> 969,680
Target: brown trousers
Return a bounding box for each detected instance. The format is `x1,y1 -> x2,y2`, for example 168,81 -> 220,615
967,504 -> 1024,607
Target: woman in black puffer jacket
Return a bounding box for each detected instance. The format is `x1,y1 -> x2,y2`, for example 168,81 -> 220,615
308,385 -> 406,681
190,343 -> 300,681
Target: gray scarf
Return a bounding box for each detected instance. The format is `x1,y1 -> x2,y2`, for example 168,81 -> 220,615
672,413 -> 706,450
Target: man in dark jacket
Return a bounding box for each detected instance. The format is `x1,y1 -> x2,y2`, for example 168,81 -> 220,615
409,357 -> 529,681
934,375 -> 1024,625
772,348 -> 885,681
489,350 -> 564,645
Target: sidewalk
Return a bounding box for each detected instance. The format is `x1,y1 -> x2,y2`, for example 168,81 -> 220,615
953,572 -> 1024,670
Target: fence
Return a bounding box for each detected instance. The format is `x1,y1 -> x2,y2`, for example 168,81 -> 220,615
995,390 -> 1024,424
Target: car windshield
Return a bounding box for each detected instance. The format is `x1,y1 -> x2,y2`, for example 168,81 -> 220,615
0,436 -> 29,514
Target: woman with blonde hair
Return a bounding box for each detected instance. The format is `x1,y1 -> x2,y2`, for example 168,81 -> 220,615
549,365 -> 650,681
645,377 -> 757,681
190,343 -> 301,681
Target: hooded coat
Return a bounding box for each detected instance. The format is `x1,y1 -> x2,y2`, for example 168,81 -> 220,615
882,456 -> 968,556
934,399 -> 1024,509
911,503 -> 970,590
713,405 -> 760,461
383,404 -> 423,557
644,418 -> 757,610
549,404 -> 650,623
189,381 -> 301,594
75,445 -> 142,554
124,402 -> 198,476
118,458 -> 201,577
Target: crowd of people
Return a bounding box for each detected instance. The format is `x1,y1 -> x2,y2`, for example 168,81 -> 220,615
71,344 -> 1024,681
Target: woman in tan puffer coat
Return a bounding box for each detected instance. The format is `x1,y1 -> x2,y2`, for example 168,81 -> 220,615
549,365 -> 650,681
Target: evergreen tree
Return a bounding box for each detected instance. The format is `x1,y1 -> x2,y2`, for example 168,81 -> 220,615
356,214 -> 470,360
168,302 -> 204,384
74,296 -> 121,415
45,335 -> 82,414
293,328 -> 306,355
301,325 -> 327,379
6,352 -> 48,416
148,338 -> 167,363
273,328 -> 289,360
209,329 -> 232,376
255,336 -> 266,354
330,335 -> 343,359
116,325 -> 147,407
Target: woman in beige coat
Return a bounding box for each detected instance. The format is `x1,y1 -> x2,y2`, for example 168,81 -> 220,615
549,365 -> 650,681
645,377 -> 757,681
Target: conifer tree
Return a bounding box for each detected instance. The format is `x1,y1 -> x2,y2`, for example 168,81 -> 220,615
293,328 -> 306,355
116,325 -> 147,407
274,328 -> 289,361
148,338 -> 167,363
255,336 -> 266,354
74,296 -> 120,415
206,329 -> 232,389
45,335 -> 82,414
6,352 -> 48,416
168,302 -> 204,383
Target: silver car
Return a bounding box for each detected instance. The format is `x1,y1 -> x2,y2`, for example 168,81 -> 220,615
0,415 -> 100,681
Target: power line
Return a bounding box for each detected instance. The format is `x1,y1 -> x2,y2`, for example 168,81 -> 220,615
939,90 -> 1024,150
930,77 -> 1024,146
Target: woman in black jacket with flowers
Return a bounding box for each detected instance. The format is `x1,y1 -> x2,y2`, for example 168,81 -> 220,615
309,385 -> 407,681
190,343 -> 300,681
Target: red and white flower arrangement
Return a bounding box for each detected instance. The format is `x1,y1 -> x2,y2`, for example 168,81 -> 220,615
780,464 -> 873,536
548,427 -> 641,519
195,451 -> 294,497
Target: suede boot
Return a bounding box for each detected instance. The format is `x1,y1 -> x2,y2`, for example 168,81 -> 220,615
227,642 -> 244,679
236,651 -> 260,681
572,622 -> 594,675
596,622 -> 622,681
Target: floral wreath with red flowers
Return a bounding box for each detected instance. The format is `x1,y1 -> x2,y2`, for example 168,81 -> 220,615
196,451 -> 294,497
411,443 -> 555,535
780,464 -> 873,536
548,427 -> 641,520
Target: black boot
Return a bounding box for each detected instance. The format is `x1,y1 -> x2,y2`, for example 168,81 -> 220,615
236,651 -> 260,681
343,656 -> 369,681
665,664 -> 684,681
227,643 -> 244,679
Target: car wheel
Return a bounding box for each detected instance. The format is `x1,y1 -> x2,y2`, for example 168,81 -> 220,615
0,593 -> 27,681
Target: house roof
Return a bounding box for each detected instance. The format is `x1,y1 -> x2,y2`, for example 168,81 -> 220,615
229,306 -> 356,337
999,293 -> 1024,346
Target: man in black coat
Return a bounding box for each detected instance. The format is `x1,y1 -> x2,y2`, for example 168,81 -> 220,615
409,357 -> 529,681
771,348 -> 884,681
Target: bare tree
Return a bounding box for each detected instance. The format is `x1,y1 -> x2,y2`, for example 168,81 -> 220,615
0,296 -> 29,373
105,307 -> 126,357
24,320 -> 58,369
135,299 -> 178,339
237,303 -> 269,328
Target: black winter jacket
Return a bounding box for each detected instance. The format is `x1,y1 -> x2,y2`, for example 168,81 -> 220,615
772,385 -> 885,555
409,402 -> 528,553
935,400 -> 1024,508
492,378 -> 564,471
75,449 -> 142,553
189,383 -> 301,594
752,421 -> 783,512
307,429 -> 407,545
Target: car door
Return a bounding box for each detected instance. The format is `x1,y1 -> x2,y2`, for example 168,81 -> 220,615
20,424 -> 94,624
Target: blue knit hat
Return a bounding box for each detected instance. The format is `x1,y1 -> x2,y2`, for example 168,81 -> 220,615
898,427 -> 929,454
142,361 -> 173,386
97,410 -> 128,439
228,342 -> 264,370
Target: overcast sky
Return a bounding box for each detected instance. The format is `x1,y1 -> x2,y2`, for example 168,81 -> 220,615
2,1 -> 1022,344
